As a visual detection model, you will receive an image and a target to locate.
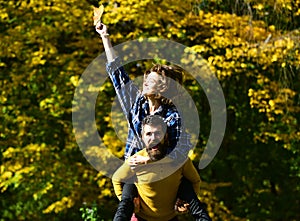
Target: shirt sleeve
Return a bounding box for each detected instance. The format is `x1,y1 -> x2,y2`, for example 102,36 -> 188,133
165,107 -> 193,160
165,108 -> 181,150
182,158 -> 201,196
112,162 -> 135,201
106,57 -> 140,120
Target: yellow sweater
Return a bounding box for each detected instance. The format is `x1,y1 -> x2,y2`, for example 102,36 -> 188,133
112,149 -> 201,221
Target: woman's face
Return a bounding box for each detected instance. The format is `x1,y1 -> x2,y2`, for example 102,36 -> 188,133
142,72 -> 163,96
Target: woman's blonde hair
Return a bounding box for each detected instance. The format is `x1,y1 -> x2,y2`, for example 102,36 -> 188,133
144,64 -> 183,104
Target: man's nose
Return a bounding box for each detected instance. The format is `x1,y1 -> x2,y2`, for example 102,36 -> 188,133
150,133 -> 156,140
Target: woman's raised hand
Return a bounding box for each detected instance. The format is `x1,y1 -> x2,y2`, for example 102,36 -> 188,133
95,22 -> 109,38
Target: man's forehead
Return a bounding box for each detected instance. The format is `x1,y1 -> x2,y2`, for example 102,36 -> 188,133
143,124 -> 163,132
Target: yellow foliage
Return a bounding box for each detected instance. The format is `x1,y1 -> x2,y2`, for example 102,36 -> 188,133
102,131 -> 124,158
1,171 -> 13,180
249,73 -> 299,144
1,0 -> 299,219
2,147 -> 18,158
101,188 -> 114,197
70,75 -> 80,87
43,196 -> 75,214
33,182 -> 54,200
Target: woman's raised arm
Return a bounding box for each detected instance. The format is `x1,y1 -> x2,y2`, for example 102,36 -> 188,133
95,23 -> 116,62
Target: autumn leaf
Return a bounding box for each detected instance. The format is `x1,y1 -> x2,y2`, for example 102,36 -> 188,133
93,5 -> 104,26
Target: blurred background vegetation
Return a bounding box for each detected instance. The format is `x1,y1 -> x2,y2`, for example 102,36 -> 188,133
0,0 -> 299,220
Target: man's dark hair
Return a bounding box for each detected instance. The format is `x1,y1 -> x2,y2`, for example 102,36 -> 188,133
141,115 -> 167,133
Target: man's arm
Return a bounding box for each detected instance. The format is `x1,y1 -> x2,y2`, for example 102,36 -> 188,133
182,158 -> 201,195
112,162 -> 135,200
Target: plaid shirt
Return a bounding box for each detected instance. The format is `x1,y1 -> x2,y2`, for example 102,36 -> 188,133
106,58 -> 192,160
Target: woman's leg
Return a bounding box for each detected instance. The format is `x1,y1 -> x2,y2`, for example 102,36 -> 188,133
177,177 -> 212,221
113,183 -> 138,221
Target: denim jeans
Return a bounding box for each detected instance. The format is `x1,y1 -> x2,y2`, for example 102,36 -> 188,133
113,183 -> 137,221
177,177 -> 212,221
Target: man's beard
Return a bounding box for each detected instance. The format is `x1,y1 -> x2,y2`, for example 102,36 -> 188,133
146,141 -> 166,161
